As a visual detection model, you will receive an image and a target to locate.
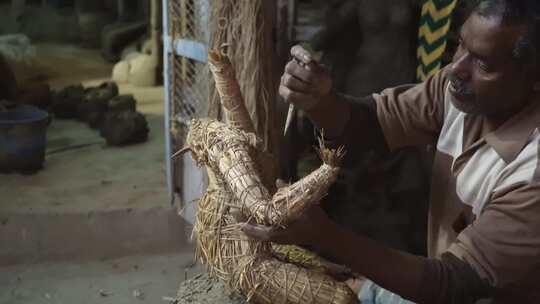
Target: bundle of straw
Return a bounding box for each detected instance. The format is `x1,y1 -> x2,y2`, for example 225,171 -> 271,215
182,49 -> 356,304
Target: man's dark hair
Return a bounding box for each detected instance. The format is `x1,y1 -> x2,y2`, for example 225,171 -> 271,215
472,0 -> 540,67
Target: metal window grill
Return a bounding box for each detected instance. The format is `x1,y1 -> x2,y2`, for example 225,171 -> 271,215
163,0 -> 210,205
168,0 -> 210,126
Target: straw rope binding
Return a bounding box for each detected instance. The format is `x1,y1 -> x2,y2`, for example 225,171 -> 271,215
178,49 -> 356,304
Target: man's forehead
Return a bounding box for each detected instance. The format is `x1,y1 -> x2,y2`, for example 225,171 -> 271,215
461,12 -> 526,59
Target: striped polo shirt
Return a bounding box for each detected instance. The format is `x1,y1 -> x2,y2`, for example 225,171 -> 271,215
374,67 -> 540,299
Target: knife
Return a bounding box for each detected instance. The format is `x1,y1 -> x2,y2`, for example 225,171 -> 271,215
283,46 -> 322,136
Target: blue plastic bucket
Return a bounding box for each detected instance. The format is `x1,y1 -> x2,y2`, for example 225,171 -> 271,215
0,105 -> 49,173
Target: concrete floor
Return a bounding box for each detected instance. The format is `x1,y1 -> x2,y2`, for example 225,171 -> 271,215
0,43 -> 197,302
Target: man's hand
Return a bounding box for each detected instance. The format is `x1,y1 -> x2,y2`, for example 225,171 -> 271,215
240,205 -> 334,248
280,45 -> 333,112
239,203 -> 428,303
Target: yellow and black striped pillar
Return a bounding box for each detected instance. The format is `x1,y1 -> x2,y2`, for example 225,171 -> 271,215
416,0 -> 458,82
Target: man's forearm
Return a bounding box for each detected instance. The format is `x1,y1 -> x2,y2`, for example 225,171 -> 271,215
306,92 -> 352,138
316,221 -> 493,304
308,93 -> 389,157
318,220 -> 425,302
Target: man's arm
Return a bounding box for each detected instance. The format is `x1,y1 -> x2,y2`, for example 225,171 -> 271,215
281,45 -> 449,156
280,46 -> 388,153
308,92 -> 389,157
315,216 -> 493,303
241,207 -> 493,304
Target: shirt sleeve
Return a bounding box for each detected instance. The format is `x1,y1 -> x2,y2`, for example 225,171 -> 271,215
448,181 -> 540,301
374,67 -> 449,151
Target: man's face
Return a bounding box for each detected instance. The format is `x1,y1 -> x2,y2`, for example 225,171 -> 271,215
448,12 -> 536,119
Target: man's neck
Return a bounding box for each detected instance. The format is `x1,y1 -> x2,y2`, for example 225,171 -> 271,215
481,115 -> 506,136
482,95 -> 534,134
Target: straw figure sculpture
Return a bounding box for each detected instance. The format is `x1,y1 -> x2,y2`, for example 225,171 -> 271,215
179,48 -> 357,304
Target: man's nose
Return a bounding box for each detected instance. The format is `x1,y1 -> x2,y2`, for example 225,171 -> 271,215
450,49 -> 471,81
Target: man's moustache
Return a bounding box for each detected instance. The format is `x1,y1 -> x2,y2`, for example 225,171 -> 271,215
448,74 -> 474,96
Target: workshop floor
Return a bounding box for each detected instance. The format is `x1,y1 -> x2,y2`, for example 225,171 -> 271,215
1,43 -> 169,213
0,251 -> 202,304
0,44 -> 196,303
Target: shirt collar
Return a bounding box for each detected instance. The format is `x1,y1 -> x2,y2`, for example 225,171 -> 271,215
484,95 -> 540,164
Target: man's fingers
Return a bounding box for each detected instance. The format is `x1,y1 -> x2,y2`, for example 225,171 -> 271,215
345,277 -> 367,294
275,178 -> 288,189
281,73 -> 313,94
230,209 -> 248,223
285,60 -> 315,84
291,45 -> 313,64
279,85 -> 318,110
241,223 -> 277,242
242,224 -> 290,244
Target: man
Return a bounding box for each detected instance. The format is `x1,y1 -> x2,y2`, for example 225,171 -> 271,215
240,1 -> 540,303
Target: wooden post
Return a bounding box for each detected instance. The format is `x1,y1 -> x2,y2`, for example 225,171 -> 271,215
275,0 -> 299,180
287,0 -> 296,42
117,0 -> 126,20
276,0 -> 290,61
11,0 -> 25,19
264,0 -> 279,158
